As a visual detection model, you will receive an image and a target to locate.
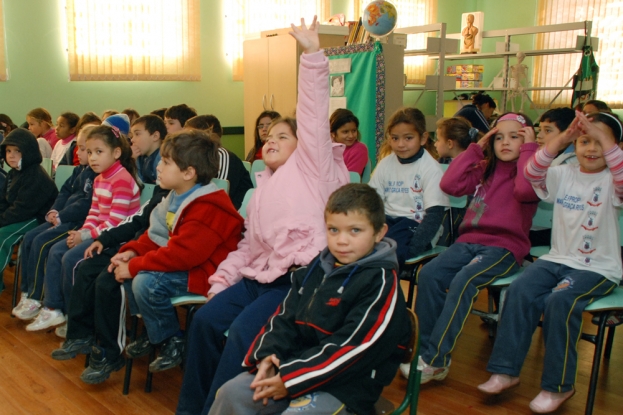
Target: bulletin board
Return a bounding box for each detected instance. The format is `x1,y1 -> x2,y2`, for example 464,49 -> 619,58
324,42 -> 386,168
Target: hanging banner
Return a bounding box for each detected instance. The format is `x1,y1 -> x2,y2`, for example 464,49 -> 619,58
571,44 -> 599,109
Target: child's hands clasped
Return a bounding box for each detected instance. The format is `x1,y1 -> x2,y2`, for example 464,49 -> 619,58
250,354 -> 288,404
66,230 -> 83,248
84,240 -> 104,259
289,16 -> 319,54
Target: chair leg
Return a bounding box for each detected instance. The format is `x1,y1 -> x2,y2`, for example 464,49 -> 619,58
11,243 -> 23,314
585,312 -> 608,415
145,346 -> 155,393
603,326 -> 615,360
123,315 -> 139,395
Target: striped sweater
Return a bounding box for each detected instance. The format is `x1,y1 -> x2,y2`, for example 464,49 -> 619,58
79,160 -> 140,240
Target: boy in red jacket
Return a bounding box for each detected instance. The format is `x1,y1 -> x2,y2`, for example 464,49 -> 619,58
78,129 -> 243,383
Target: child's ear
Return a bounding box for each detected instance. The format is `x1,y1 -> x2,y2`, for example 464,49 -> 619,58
330,132 -> 336,140
183,166 -> 197,181
152,131 -> 161,142
447,139 -> 455,149
113,147 -> 122,160
420,131 -> 429,145
69,126 -> 77,135
375,223 -> 389,243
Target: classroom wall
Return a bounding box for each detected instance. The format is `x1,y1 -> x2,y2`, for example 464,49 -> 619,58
0,0 -> 245,132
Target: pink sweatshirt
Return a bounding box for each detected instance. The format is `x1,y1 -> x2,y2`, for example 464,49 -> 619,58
440,142 -> 540,264
41,128 -> 59,149
344,141 -> 368,175
208,51 -> 350,295
79,160 -> 141,240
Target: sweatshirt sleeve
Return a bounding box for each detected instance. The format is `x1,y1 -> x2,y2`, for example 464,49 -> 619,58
345,143 -> 369,176
81,178 -> 138,240
208,220 -> 252,295
0,171 -> 58,227
603,145 -> 623,202
57,170 -> 95,224
440,143 -> 486,197
277,269 -> 402,398
513,142 -> 540,202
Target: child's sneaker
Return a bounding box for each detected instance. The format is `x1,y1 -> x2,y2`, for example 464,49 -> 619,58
55,322 -> 68,338
15,299 -> 42,321
26,308 -> 66,331
419,356 -> 449,384
12,293 -> 29,316
80,345 -> 125,384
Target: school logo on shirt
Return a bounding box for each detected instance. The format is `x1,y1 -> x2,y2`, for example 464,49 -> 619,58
587,186 -> 602,207
410,174 -> 423,193
553,277 -> 574,292
579,235 -> 596,254
582,211 -> 598,231
326,298 -> 341,307
410,194 -> 425,222
83,178 -> 92,193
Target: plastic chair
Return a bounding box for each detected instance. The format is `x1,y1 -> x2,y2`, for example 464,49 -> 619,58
349,171 -> 361,183
211,178 -> 230,194
123,294 -> 208,394
54,165 -> 75,190
362,159 -> 372,184
238,188 -> 254,219
529,200 -> 554,258
250,160 -> 265,188
41,158 -> 52,176
140,183 -> 156,205
242,161 -> 251,173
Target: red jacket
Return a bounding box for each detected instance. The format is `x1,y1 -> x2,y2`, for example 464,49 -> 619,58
120,187 -> 244,295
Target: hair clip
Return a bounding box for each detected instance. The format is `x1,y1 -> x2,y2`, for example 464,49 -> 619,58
468,127 -> 479,140
110,125 -> 120,138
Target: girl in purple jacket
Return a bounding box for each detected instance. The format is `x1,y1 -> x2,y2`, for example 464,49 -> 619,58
175,16 -> 349,415
410,113 -> 540,384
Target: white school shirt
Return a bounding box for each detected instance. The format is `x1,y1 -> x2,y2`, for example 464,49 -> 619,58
369,151 -> 450,222
536,164 -> 622,284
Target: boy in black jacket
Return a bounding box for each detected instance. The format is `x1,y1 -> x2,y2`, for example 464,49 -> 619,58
210,184 -> 411,415
0,128 -> 58,290
13,126 -> 97,320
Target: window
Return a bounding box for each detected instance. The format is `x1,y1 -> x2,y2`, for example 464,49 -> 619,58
65,0 -> 200,81
357,0 -> 437,84
533,0 -> 623,108
225,0 -> 330,81
0,2 -> 6,81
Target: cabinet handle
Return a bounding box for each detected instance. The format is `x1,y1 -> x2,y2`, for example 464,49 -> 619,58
270,94 -> 274,110
262,95 -> 267,110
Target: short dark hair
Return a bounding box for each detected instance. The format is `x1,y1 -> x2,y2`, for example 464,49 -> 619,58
539,107 -> 575,132
185,115 -> 223,137
473,92 -> 497,109
59,112 -> 80,129
330,108 -> 360,134
325,184 -> 385,233
76,112 -> 102,132
150,107 -> 167,119
160,129 -> 219,185
164,104 -> 198,127
590,112 -> 623,144
583,99 -> 611,113
132,115 -> 167,141
122,108 -> 140,122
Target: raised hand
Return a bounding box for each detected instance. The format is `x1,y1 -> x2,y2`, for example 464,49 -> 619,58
477,127 -> 498,150
518,126 -> 536,143
576,111 -> 617,152
289,16 -> 319,54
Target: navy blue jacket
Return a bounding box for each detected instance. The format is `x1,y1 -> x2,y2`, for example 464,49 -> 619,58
51,165 -> 97,225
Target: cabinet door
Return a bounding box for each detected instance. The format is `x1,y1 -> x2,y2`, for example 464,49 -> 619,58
267,35 -> 298,118
243,38 -> 270,155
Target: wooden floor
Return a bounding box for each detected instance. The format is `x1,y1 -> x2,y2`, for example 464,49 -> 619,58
0,268 -> 621,414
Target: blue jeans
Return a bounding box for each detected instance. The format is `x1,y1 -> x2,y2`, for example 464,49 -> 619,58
131,270 -> 189,344
21,222 -> 78,300
176,275 -> 291,415
415,242 -> 518,368
43,239 -> 92,313
486,260 -> 617,392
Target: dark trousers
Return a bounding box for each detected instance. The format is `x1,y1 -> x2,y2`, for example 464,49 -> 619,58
486,260 -> 616,392
66,247 -> 129,357
385,215 -> 419,265
176,276 -> 291,415
416,242 -> 518,368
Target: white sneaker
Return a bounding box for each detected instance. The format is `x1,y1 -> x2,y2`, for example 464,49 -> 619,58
401,356 -> 450,384
55,322 -> 68,338
12,293 -> 28,316
26,308 -> 66,331
15,299 -> 42,321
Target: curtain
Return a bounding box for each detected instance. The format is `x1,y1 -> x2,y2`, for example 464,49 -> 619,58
534,0 -> 623,108
0,1 -> 6,81
356,0 -> 437,84
226,0 -> 330,81
65,0 -> 201,81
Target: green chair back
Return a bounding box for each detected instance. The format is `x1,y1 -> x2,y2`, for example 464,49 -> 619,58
41,158 -> 52,176
242,161 -> 251,173
239,188 -> 254,219
212,178 -> 230,194
140,183 -> 156,205
55,165 -> 75,190
349,171 -> 361,183
250,160 -> 265,187
362,159 -> 372,183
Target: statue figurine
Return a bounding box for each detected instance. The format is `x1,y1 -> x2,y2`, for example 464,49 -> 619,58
509,52 -> 530,112
462,14 -> 479,54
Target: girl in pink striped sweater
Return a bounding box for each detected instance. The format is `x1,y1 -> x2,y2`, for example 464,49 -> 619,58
25,125 -> 141,333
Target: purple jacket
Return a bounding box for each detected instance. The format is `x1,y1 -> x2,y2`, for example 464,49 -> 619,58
209,51 -> 350,294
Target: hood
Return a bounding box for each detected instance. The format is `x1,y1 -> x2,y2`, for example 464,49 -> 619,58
318,237 -> 398,276
1,128 -> 43,168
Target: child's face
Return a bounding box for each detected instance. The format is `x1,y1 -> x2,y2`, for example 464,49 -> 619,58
575,122 -> 610,173
131,122 -> 161,157
55,116 -> 76,140
493,120 -> 524,162
76,134 -> 89,166
165,117 -> 183,134
331,121 -> 358,147
326,210 -> 387,265
263,122 -> 297,171
86,138 -> 121,173
434,128 -> 452,158
536,120 -> 560,148
389,122 -> 426,159
156,156 -> 193,193
257,116 -> 273,141
4,145 -> 22,169
27,117 -> 48,137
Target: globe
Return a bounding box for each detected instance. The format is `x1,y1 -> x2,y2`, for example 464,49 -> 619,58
362,1 -> 398,39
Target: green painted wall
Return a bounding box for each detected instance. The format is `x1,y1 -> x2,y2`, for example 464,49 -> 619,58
0,0 -> 244,138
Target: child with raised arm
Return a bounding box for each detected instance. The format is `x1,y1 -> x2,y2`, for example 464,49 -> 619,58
410,113 -> 540,383
209,184 -> 410,415
176,16 -> 350,415
478,112 -> 623,414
